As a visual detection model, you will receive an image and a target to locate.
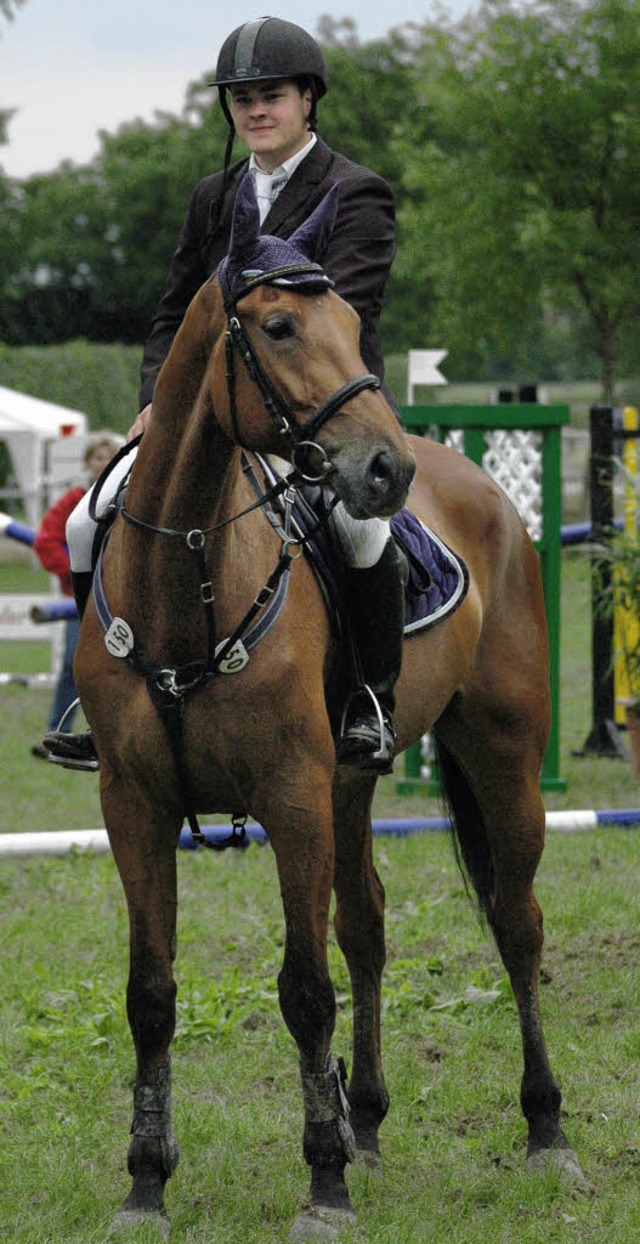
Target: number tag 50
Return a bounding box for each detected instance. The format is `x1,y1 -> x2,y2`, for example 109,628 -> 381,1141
215,638 -> 249,674
105,617 -> 135,658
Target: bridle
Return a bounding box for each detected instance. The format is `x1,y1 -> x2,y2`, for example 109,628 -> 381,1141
219,257 -> 381,481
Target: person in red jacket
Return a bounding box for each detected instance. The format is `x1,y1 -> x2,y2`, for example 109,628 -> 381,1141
31,434 -> 121,759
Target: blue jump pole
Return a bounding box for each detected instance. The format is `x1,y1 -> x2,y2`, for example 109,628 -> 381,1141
0,512 -> 35,547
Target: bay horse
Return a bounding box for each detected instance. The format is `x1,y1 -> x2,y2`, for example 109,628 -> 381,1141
76,177 -> 584,1240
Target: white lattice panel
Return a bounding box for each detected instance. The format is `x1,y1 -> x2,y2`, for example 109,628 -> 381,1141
443,429 -> 543,542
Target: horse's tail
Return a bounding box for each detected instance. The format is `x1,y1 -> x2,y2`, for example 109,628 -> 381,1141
432,733 -> 494,923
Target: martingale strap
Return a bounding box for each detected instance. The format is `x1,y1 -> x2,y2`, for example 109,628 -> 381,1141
91,523 -> 297,851
92,518 -> 295,690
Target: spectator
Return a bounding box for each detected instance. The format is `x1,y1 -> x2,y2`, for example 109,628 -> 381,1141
31,433 -> 121,760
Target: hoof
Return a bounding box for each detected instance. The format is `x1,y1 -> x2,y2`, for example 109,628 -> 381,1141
527,1146 -> 593,1193
353,1146 -> 383,1177
112,1209 -> 172,1238
289,1205 -> 357,1242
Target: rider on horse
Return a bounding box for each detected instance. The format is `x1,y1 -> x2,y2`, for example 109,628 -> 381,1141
43,16 -> 406,775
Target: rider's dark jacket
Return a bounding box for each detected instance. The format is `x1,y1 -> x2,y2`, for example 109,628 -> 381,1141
139,136 -> 396,410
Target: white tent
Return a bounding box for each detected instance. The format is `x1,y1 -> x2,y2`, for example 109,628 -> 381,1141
0,385 -> 88,527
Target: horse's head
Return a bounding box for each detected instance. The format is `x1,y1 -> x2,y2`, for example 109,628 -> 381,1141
210,175 -> 415,520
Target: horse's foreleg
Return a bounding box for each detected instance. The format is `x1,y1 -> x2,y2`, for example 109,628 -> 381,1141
266,791 -> 357,1241
332,772 -> 389,1171
107,802 -> 181,1232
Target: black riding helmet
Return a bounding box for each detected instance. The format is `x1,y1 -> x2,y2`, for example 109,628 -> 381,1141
213,17 -> 328,132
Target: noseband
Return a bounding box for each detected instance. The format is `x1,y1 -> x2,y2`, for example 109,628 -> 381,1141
219,259 -> 381,481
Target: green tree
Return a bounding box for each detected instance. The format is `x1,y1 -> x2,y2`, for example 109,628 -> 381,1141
401,0 -> 640,397
0,0 -> 25,20
0,91 -> 228,347
89,90 -> 227,343
318,17 -> 421,205
1,0 -> 25,157
0,164 -> 109,344
317,18 -> 435,353
0,25 -> 424,353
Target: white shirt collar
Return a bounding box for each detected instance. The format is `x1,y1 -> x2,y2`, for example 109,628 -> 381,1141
249,131 -> 317,182
249,133 -> 317,223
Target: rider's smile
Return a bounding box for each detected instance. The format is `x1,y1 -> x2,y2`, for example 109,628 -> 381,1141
229,79 -> 312,173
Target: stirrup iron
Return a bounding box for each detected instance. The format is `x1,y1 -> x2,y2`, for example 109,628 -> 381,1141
339,683 -> 395,766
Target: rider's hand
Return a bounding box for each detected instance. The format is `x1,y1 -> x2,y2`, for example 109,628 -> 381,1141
127,403 -> 153,442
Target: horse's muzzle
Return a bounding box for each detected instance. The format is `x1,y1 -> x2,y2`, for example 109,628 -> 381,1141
332,442 -> 416,519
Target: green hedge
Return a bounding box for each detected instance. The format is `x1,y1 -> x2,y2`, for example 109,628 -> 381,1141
2,340 -> 636,436
0,340 -> 411,437
0,340 -> 142,437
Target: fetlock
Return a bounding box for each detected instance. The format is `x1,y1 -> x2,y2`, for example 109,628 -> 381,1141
301,1054 -> 356,1169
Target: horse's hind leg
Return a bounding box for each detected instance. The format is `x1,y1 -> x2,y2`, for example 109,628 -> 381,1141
435,726 -> 586,1184
332,771 -> 389,1170
105,793 -> 181,1233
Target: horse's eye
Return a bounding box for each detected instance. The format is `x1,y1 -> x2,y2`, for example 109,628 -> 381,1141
263,315 -> 296,341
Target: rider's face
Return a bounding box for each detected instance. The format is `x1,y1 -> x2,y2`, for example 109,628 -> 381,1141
229,79 -> 312,172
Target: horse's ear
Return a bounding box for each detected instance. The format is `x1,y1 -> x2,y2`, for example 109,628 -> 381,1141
227,174 -> 261,268
288,183 -> 339,263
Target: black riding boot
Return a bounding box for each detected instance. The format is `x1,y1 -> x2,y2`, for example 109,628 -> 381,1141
336,537 -> 405,775
43,571 -> 99,772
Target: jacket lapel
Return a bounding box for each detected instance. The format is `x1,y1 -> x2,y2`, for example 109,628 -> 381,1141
262,137 -> 334,236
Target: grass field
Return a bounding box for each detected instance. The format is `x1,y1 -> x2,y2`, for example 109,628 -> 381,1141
1,549 -> 640,1241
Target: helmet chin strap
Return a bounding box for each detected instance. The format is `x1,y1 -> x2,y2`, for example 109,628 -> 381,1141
208,118 -> 235,236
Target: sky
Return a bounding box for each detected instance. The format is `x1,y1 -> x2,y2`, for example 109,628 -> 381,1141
1,0 -> 473,178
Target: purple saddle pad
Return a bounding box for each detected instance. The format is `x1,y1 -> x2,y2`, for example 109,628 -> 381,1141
247,454 -> 468,639
390,509 -> 468,635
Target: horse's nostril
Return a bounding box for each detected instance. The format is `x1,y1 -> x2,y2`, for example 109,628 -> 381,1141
369,451 -> 393,488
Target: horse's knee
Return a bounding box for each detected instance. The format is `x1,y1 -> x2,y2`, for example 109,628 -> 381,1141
278,951 -> 335,1058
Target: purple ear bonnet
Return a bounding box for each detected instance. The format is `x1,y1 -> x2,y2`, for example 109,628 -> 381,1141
219,174 -> 338,305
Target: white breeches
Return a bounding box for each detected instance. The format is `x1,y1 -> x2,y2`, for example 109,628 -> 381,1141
66,450 -> 137,572
66,448 -> 391,572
